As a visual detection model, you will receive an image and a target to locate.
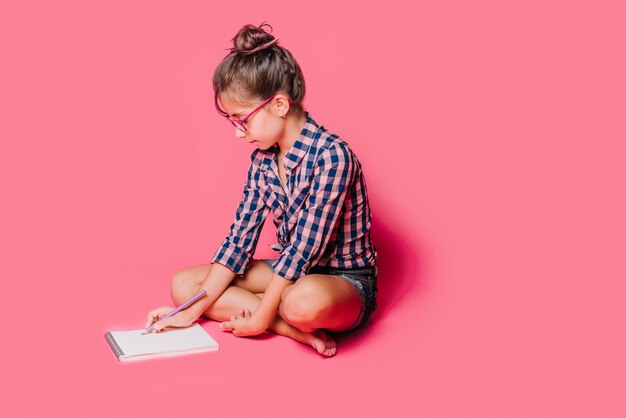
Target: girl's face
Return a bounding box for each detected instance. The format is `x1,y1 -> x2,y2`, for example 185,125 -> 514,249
219,93 -> 285,150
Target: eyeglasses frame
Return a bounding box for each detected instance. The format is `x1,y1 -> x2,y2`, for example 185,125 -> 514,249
216,95 -> 292,133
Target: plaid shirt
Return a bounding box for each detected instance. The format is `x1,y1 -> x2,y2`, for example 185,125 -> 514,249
211,113 -> 377,280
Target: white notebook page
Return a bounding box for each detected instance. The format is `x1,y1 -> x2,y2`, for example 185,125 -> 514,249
108,323 -> 218,360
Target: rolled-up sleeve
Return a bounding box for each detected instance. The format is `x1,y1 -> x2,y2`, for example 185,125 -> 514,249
272,143 -> 355,280
211,153 -> 270,274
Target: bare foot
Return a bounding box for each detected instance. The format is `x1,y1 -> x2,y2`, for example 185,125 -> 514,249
286,327 -> 337,357
233,309 -> 337,357
306,329 -> 337,357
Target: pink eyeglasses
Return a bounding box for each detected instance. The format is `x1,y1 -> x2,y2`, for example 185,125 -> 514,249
217,95 -> 292,133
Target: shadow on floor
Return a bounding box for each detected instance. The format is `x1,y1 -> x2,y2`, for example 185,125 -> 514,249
332,216 -> 423,352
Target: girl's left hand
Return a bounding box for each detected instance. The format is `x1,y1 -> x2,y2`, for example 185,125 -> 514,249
220,309 -> 267,337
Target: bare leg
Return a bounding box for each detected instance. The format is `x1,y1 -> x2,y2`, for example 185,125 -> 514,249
171,263 -> 336,357
279,274 -> 362,333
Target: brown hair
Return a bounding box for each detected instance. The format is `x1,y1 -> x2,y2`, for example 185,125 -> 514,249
213,23 -> 306,118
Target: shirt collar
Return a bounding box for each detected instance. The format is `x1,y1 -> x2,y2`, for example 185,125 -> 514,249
268,112 -> 319,171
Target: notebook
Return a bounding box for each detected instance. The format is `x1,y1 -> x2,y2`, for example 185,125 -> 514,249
105,323 -> 219,362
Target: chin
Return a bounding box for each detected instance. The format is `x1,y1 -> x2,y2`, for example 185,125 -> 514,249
257,143 -> 273,150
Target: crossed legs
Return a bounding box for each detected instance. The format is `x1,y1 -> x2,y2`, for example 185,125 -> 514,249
170,260 -> 362,356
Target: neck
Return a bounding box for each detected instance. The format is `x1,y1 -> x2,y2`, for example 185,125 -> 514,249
276,112 -> 307,155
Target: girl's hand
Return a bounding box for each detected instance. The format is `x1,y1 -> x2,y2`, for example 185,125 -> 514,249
145,306 -> 196,333
220,309 -> 267,337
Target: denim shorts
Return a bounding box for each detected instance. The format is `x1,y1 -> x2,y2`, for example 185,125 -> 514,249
261,259 -> 378,332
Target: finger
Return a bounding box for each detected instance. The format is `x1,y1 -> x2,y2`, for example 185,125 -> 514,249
245,309 -> 252,318
145,313 -> 155,328
146,315 -> 160,328
146,309 -> 163,327
145,307 -> 174,328
152,314 -> 182,332
153,319 -> 172,332
151,320 -> 165,332
220,321 -> 232,331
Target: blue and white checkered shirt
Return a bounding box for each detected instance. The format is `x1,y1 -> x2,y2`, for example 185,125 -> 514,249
211,113 -> 377,280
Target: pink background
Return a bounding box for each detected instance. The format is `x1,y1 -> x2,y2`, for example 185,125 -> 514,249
2,1 -> 625,417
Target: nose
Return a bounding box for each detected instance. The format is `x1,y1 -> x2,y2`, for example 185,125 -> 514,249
235,128 -> 246,139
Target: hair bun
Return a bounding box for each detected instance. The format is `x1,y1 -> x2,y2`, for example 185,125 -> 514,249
230,23 -> 279,55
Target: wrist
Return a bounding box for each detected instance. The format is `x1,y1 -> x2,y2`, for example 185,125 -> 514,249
252,312 -> 272,330
185,295 -> 208,319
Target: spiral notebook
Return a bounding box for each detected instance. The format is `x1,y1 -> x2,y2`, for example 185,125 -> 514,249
105,323 -> 219,362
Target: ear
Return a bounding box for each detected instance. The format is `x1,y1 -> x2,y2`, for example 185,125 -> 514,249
273,93 -> 291,117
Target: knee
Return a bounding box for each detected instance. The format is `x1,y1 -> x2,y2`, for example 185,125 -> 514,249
170,271 -> 198,305
279,280 -> 331,326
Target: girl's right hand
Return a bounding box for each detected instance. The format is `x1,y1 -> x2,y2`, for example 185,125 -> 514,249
145,306 -> 196,333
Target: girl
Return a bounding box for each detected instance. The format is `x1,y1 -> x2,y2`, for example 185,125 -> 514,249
145,23 -> 378,357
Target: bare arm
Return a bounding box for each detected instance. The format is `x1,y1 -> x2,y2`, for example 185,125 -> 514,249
220,273 -> 292,336
185,262 -> 237,318
252,273 -> 292,328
